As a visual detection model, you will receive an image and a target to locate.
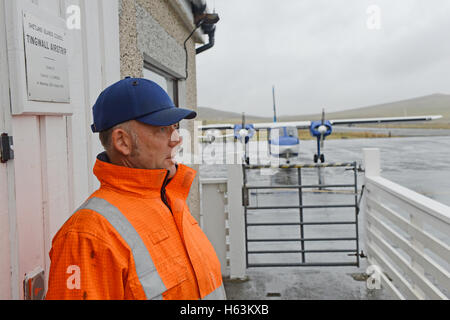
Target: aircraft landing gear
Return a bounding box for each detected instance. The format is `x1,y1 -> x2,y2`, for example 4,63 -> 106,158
314,154 -> 325,163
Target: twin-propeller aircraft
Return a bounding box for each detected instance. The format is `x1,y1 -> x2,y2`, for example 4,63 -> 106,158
199,111 -> 442,163
199,88 -> 442,163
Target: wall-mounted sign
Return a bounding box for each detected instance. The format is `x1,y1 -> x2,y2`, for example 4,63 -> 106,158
23,11 -> 70,103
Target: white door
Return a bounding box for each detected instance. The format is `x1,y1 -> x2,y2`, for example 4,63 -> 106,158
0,0 -> 119,299
0,0 -> 18,299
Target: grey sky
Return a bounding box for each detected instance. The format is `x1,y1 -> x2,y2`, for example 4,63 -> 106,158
196,0 -> 450,117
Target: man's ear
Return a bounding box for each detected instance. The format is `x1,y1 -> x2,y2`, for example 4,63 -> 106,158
111,128 -> 133,156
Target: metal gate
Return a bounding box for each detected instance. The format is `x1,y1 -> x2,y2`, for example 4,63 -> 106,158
242,162 -> 362,268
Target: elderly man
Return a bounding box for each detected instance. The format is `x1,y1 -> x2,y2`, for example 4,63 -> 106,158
46,77 -> 226,300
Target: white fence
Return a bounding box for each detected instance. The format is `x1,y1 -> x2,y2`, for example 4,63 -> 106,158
362,148 -> 450,300
200,150 -> 450,299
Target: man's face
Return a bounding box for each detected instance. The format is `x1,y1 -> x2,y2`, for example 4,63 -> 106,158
129,120 -> 182,178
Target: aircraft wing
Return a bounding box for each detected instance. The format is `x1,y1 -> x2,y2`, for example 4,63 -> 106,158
198,123 -> 234,130
198,121 -> 312,130
252,121 -> 311,129
329,115 -> 442,126
197,115 -> 442,131
199,132 -> 235,143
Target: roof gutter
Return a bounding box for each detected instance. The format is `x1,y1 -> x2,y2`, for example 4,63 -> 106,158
168,0 -> 204,43
196,29 -> 215,54
180,0 -> 220,79
195,14 -> 218,54
189,0 -> 219,55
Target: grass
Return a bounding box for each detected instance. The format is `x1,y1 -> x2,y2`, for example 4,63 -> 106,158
306,131 -> 394,140
252,130 -> 394,141
354,122 -> 450,129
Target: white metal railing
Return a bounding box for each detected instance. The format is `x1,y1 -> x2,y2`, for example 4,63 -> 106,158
362,148 -> 450,300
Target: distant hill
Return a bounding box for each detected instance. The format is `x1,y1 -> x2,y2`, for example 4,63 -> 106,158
198,94 -> 450,128
278,93 -> 450,124
197,106 -> 269,124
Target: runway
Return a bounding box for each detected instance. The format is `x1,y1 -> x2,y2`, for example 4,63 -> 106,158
200,135 -> 450,206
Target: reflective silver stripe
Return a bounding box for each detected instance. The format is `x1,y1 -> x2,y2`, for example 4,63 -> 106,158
202,284 -> 227,300
79,197 -> 167,300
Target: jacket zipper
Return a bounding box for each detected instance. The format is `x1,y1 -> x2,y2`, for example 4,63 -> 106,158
161,171 -> 172,214
160,170 -> 202,298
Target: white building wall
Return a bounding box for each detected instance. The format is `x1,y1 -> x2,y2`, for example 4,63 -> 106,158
0,0 -> 16,299
0,0 -> 120,299
0,0 -> 203,300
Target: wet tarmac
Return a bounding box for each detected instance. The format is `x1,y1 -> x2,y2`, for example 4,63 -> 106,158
199,135 -> 450,300
200,135 -> 450,206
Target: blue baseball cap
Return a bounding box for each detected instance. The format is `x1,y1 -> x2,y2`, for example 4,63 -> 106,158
91,77 -> 197,132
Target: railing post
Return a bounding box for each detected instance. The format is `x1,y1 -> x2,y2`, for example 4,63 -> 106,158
410,214 -> 426,299
363,148 -> 380,177
227,164 -> 247,280
363,148 -> 380,277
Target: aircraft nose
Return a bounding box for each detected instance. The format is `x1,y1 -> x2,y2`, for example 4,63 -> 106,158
239,128 -> 249,139
318,125 -> 328,134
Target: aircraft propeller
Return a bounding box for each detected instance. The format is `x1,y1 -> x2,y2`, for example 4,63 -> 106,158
312,109 -> 332,163
319,109 -> 327,149
239,112 -> 249,142
240,113 -> 250,164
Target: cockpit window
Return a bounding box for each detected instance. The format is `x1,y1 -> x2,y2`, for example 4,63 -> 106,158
269,127 -> 298,139
286,127 -> 298,137
269,128 -> 284,139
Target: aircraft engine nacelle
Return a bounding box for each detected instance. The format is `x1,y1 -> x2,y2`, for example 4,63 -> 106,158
204,129 -> 222,143
309,120 -> 332,138
234,124 -> 255,143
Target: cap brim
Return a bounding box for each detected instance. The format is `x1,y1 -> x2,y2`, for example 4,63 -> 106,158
135,107 -> 197,126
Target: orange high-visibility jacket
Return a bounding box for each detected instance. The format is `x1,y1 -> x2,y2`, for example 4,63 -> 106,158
46,153 -> 225,300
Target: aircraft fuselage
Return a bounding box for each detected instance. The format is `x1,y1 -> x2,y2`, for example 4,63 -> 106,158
268,126 -> 300,159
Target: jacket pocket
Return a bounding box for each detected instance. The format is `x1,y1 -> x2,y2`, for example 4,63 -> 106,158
148,227 -> 169,245
131,254 -> 188,300
160,255 -> 189,299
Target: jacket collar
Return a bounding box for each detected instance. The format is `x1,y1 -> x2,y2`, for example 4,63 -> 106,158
166,162 -> 197,201
93,152 -> 196,199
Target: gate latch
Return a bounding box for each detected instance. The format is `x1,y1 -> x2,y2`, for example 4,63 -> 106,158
242,186 -> 249,207
0,133 -> 14,163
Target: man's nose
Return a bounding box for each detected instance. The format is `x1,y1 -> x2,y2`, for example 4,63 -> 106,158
169,127 -> 182,147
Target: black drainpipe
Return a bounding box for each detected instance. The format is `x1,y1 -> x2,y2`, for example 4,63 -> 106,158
196,24 -> 216,55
